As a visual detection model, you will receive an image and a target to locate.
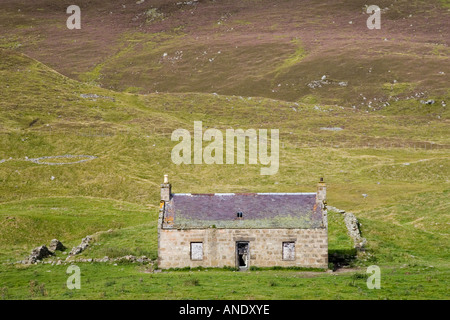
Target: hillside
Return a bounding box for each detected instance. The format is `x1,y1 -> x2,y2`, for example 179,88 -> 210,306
1,0 -> 449,106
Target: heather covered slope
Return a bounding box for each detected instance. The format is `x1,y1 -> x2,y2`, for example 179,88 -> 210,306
1,0 -> 449,106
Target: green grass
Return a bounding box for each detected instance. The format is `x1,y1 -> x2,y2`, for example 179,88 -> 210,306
272,39 -> 307,79
80,224 -> 158,261
358,190 -> 450,267
0,40 -> 448,299
0,197 -> 153,262
382,82 -> 417,96
440,0 -> 450,9
328,210 -> 355,253
0,263 -> 448,300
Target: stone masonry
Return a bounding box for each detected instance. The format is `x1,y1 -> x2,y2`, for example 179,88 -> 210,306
158,227 -> 328,269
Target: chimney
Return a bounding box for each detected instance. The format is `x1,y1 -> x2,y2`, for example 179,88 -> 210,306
317,177 -> 326,203
161,174 -> 171,202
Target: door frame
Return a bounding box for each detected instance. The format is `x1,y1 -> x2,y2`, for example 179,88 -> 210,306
235,241 -> 250,271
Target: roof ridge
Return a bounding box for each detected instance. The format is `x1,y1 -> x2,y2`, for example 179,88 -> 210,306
173,192 -> 316,196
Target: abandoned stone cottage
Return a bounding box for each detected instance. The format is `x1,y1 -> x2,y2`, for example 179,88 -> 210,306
157,175 -> 328,270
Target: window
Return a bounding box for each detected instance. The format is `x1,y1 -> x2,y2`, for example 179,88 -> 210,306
190,242 -> 203,260
282,242 -> 295,260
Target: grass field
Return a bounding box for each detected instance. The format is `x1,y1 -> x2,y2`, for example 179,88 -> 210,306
1,263 -> 448,300
0,0 -> 449,300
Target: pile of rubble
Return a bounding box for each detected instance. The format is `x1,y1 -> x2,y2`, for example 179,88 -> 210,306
69,236 -> 92,256
22,239 -> 66,264
307,76 -> 348,89
19,235 -> 153,265
21,236 -> 92,265
327,206 -> 367,250
28,255 -> 152,266
69,255 -> 152,264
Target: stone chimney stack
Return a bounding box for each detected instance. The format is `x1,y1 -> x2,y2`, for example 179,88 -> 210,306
161,174 -> 171,202
317,177 -> 326,204
317,177 -> 328,229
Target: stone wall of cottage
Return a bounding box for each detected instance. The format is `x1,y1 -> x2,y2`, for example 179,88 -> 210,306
158,228 -> 328,269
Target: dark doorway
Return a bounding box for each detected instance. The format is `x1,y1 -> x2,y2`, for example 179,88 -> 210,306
236,242 -> 249,270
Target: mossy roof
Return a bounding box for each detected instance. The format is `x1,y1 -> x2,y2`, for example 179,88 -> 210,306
164,193 -> 323,229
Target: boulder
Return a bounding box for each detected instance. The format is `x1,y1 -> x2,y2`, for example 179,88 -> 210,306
27,245 -> 53,264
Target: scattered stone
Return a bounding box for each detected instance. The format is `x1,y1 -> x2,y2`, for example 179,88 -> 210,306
420,99 -> 435,105
308,80 -> 325,89
307,78 -> 347,89
96,256 -> 110,263
0,158 -> 12,164
80,93 -> 115,101
66,255 -> 153,264
320,127 -> 343,131
49,239 -> 66,252
26,155 -> 97,166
